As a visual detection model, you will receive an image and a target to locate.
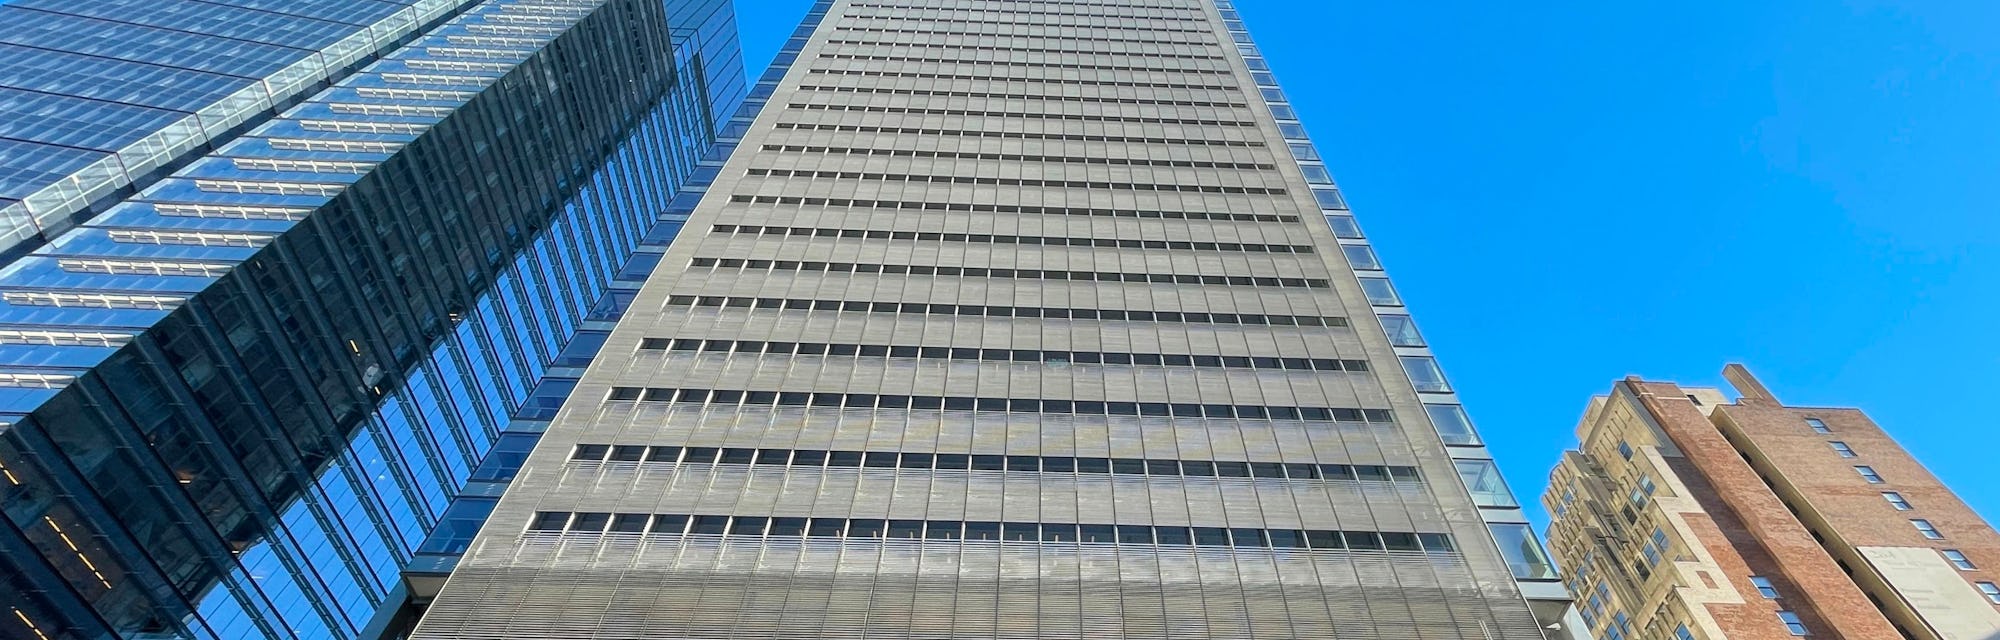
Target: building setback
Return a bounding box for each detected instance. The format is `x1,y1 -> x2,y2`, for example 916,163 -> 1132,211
1542,364 -> 2000,640
410,0 -> 1574,637
0,0 -> 743,638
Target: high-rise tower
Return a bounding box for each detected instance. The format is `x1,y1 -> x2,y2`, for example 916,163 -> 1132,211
0,0 -> 743,638
413,0 -> 1571,637
1542,365 -> 2000,640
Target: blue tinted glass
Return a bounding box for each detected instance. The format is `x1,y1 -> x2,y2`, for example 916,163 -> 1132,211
0,10 -> 303,77
0,44 -> 247,112
0,139 -> 103,198
10,0 -> 357,49
0,87 -> 184,150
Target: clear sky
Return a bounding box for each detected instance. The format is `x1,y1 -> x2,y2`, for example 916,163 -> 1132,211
732,1 -> 2000,526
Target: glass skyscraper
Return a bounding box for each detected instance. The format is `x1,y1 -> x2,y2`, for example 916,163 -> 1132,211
412,0 -> 1574,638
0,0 -> 743,638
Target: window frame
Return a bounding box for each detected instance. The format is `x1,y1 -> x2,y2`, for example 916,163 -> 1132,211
1882,491 -> 1912,511
1749,575 -> 1779,599
1854,465 -> 1883,483
1911,519 -> 1944,540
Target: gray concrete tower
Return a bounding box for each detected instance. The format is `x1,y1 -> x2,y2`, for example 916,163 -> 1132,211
410,0 -> 1570,637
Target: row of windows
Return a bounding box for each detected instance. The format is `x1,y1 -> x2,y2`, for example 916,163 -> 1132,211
854,0 -> 1204,11
527,512 -> 1457,552
788,100 -> 1256,127
807,67 -> 1237,91
840,16 -> 1216,35
606,387 -> 1396,423
773,121 -> 1265,146
758,144 -> 1275,170
796,84 -> 1245,108
727,193 -> 1298,222
711,224 -> 1310,253
846,3 -> 1204,20
820,39 -> 1225,60
834,27 -> 1216,48
742,167 -> 1289,196
569,445 -> 1422,482
686,257 -> 1333,289
816,53 -> 1230,75
665,295 -> 1350,328
638,337 -> 1372,372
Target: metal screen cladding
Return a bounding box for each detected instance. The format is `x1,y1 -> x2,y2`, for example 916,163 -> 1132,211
411,0 -> 1551,637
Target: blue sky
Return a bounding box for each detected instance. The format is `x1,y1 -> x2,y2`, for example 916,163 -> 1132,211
733,1 -> 1999,525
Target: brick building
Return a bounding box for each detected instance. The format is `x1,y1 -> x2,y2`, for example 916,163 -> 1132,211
1541,364 -> 2000,640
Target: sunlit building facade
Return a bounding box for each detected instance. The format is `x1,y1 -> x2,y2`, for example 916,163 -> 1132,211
1542,365 -> 2000,640
411,0 -> 1572,637
0,0 -> 743,637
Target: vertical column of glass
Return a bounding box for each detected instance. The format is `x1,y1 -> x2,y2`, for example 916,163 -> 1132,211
403,0 -> 759,569
1214,0 -> 1557,584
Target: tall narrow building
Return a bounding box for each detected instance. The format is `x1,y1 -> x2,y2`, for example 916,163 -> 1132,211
1541,365 -> 2000,640
412,0 -> 1571,637
0,0 -> 743,638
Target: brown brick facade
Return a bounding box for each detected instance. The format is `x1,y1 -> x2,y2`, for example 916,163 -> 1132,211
1630,381 -> 1899,640
1541,366 -> 1997,640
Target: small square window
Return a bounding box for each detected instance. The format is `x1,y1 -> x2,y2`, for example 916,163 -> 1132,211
1617,441 -> 1634,460
1749,575 -> 1779,599
1943,549 -> 1976,571
1829,441 -> 1855,458
1777,611 -> 1807,636
1882,491 -> 1912,511
1977,581 -> 2000,604
1805,417 -> 1831,434
1357,277 -> 1401,306
1854,466 -> 1883,483
1911,519 -> 1943,540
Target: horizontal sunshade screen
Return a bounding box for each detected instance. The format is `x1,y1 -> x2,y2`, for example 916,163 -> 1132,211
686,258 -> 1333,288
795,84 -> 1244,107
568,445 -> 1423,483
761,144 -> 1275,169
806,67 -> 1238,91
637,338 -> 1371,372
727,193 -> 1299,222
743,167 -> 1287,195
664,296 -> 1348,327
604,387 -> 1395,422
773,121 -> 1270,147
526,512 -> 1458,553
709,224 -> 1313,253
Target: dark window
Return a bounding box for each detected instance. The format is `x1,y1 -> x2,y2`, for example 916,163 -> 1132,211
529,512 -> 569,531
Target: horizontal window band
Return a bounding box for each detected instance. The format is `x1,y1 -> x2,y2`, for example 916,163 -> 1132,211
570,445 -> 1419,483
712,224 -> 1309,253
637,337 -> 1369,372
756,145 -> 1276,170
686,258 -> 1332,289
816,53 -> 1229,74
796,85 -> 1245,108
821,39 -> 1226,60
664,295 -> 1349,328
807,68 -> 1237,91
726,194 -> 1297,222
604,387 -> 1393,423
788,102 -> 1255,128
834,28 -> 1218,48
841,17 -> 1215,35
774,121 -> 1265,146
528,512 -> 1457,553
849,1 -> 1205,13
846,4 -> 1206,20
743,168 -> 1287,196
